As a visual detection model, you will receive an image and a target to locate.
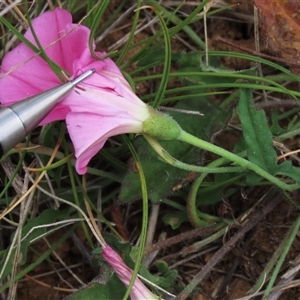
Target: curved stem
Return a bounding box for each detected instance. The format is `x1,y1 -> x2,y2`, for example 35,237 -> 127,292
143,134 -> 245,174
187,158 -> 243,227
123,136 -> 149,300
178,130 -> 299,191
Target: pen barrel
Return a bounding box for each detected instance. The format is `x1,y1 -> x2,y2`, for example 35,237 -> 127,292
0,107 -> 26,158
0,81 -> 73,158
10,81 -> 74,132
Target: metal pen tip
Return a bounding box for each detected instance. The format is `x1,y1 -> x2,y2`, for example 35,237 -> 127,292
71,68 -> 96,86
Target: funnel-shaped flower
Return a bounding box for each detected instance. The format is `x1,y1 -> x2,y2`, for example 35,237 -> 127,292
102,245 -> 160,300
0,8 -> 150,174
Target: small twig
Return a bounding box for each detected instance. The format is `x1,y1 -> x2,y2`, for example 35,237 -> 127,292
169,245 -> 219,269
111,200 -> 129,241
255,100 -> 300,110
146,203 -> 160,246
144,225 -> 218,255
24,275 -> 76,293
18,263 -> 83,282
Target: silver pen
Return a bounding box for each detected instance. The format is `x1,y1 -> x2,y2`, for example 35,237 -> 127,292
0,68 -> 95,158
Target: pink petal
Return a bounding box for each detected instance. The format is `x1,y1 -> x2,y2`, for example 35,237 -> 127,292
102,246 -> 159,300
65,85 -> 148,174
67,113 -> 143,174
0,42 -> 60,102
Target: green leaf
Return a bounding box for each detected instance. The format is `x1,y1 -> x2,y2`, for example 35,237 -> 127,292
238,89 -> 300,186
196,185 -> 225,205
238,88 -> 278,174
66,279 -> 126,300
275,160 -> 300,185
162,212 -> 189,229
270,109 -> 286,135
155,260 -> 178,291
155,260 -> 178,282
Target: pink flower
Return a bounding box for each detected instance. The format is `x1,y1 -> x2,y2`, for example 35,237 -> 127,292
102,245 -> 160,299
0,8 -> 150,174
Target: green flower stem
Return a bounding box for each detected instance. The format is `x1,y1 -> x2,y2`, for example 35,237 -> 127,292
143,134 -> 244,227
123,136 -> 149,300
187,158 -> 244,228
143,134 -> 245,174
178,130 -> 300,191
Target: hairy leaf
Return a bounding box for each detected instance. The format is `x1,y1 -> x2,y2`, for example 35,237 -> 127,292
239,88 -> 278,173
239,88 -> 300,186
162,211 -> 189,229
66,279 -> 126,300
